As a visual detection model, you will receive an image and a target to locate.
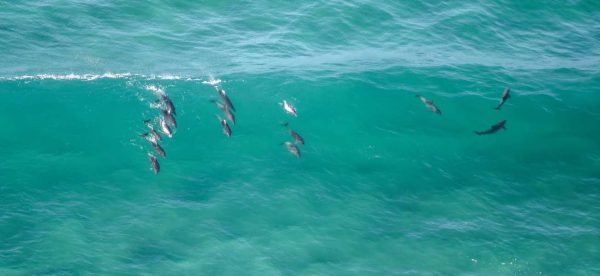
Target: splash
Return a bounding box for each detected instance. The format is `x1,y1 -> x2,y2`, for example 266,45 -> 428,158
202,76 -> 221,87
143,84 -> 165,96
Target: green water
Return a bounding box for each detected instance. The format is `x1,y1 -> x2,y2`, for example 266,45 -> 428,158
1,1 -> 599,274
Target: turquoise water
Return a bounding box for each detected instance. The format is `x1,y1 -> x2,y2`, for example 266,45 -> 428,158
1,1 -> 600,274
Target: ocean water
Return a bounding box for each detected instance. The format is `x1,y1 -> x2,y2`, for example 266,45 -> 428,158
1,1 -> 600,274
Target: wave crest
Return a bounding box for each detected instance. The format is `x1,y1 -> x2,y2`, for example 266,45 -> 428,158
0,73 -> 207,81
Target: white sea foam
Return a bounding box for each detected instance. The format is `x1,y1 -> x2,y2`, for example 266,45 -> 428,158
0,72 -> 133,81
202,78 -> 221,87
0,72 -> 131,80
0,73 -> 201,81
0,73 -> 227,83
143,84 -> 165,96
148,74 -> 183,80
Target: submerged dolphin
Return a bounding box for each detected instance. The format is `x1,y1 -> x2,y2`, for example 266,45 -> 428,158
216,115 -> 231,137
216,88 -> 235,112
280,100 -> 297,116
143,120 -> 162,141
211,100 -> 235,125
416,95 -> 441,115
283,141 -> 301,158
161,95 -> 176,115
152,143 -> 166,157
475,120 -> 507,135
281,122 -> 304,145
148,154 -> 160,174
140,132 -> 157,144
140,133 -> 166,157
161,109 -> 177,128
494,88 -> 511,110
158,117 -> 173,138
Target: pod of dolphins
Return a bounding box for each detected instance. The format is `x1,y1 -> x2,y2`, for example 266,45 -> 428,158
211,84 -> 235,137
476,87 -> 510,135
415,88 -> 511,135
140,82 -> 511,174
141,92 -> 177,174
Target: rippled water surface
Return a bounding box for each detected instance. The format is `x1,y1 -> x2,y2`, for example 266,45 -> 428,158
1,1 -> 599,274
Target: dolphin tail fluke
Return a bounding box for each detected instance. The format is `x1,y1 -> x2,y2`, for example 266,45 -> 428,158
474,131 -> 482,135
494,106 -> 501,110
281,122 -> 289,127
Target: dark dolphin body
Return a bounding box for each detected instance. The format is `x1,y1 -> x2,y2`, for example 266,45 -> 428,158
288,130 -> 304,145
475,120 -> 507,135
222,105 -> 235,125
148,154 -> 160,174
143,120 -> 162,141
216,88 -> 235,112
152,143 -> 166,157
416,95 -> 442,115
212,100 -> 235,125
158,117 -> 173,138
161,95 -> 176,115
494,88 -> 511,110
140,133 -> 166,157
281,122 -> 304,145
161,109 -> 177,128
217,115 -> 231,137
284,141 -> 301,158
140,132 -> 155,143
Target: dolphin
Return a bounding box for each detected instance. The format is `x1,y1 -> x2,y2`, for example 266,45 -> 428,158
280,100 -> 297,116
221,104 -> 235,125
152,143 -> 166,157
158,117 -> 173,138
283,141 -> 301,158
416,95 -> 441,115
161,109 -> 177,128
475,120 -> 507,135
140,133 -> 166,157
216,88 -> 235,112
148,154 -> 160,174
211,99 -> 235,125
161,95 -> 176,115
140,132 -> 157,144
216,115 -> 231,137
143,120 -> 162,141
494,88 -> 511,110
281,122 -> 304,145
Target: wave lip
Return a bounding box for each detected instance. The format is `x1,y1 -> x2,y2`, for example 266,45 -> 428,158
0,72 -> 133,81
0,73 -> 209,81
